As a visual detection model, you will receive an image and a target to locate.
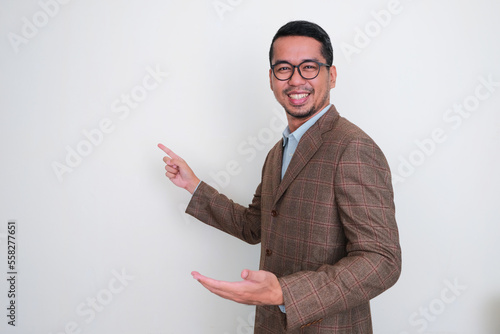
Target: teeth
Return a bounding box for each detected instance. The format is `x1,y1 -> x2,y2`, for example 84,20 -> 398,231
289,93 -> 309,99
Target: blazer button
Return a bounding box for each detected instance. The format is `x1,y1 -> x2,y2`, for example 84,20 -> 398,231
265,249 -> 273,256
271,210 -> 278,217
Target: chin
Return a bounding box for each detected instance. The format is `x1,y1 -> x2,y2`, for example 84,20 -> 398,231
285,106 -> 315,119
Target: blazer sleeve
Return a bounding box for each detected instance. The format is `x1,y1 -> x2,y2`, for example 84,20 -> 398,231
278,137 -> 402,331
185,181 -> 262,245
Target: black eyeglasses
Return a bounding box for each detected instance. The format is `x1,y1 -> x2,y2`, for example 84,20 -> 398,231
271,60 -> 330,81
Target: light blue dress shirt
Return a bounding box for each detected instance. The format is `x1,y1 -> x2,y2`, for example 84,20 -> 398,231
278,104 -> 331,313
281,104 -> 332,180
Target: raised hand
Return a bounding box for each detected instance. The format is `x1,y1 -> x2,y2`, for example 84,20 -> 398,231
191,269 -> 284,306
158,143 -> 200,194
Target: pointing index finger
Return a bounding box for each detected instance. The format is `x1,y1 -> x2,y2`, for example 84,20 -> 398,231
158,143 -> 180,159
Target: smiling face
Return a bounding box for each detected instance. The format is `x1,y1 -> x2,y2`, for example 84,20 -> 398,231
269,36 -> 337,131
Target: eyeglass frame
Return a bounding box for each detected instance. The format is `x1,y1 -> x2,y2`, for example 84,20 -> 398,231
270,59 -> 331,81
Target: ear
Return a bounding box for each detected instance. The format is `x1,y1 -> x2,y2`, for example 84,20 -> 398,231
269,68 -> 274,91
329,65 -> 337,89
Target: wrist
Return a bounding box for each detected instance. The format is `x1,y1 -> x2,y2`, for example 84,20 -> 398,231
272,280 -> 284,305
186,178 -> 201,194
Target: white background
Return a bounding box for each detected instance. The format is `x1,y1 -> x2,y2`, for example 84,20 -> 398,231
1,0 -> 499,333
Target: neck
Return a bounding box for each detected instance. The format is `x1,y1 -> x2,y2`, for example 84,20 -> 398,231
286,115 -> 313,133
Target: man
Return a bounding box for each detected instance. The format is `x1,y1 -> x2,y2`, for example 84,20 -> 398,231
159,20 -> 401,333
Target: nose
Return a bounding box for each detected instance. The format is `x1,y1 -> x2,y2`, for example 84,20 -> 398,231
288,66 -> 307,86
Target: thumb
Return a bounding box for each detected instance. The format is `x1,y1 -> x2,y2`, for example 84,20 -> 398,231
241,269 -> 255,280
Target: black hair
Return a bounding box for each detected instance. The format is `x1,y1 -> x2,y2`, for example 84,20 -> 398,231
269,20 -> 334,66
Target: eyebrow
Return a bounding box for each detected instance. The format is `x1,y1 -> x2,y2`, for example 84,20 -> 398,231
272,58 -> 320,65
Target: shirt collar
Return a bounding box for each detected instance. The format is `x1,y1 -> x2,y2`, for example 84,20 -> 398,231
282,104 -> 331,147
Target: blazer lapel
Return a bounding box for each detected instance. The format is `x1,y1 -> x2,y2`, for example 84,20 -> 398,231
269,139 -> 284,201
273,106 -> 339,206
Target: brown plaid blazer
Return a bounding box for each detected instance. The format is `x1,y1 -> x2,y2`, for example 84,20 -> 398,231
186,105 -> 402,333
